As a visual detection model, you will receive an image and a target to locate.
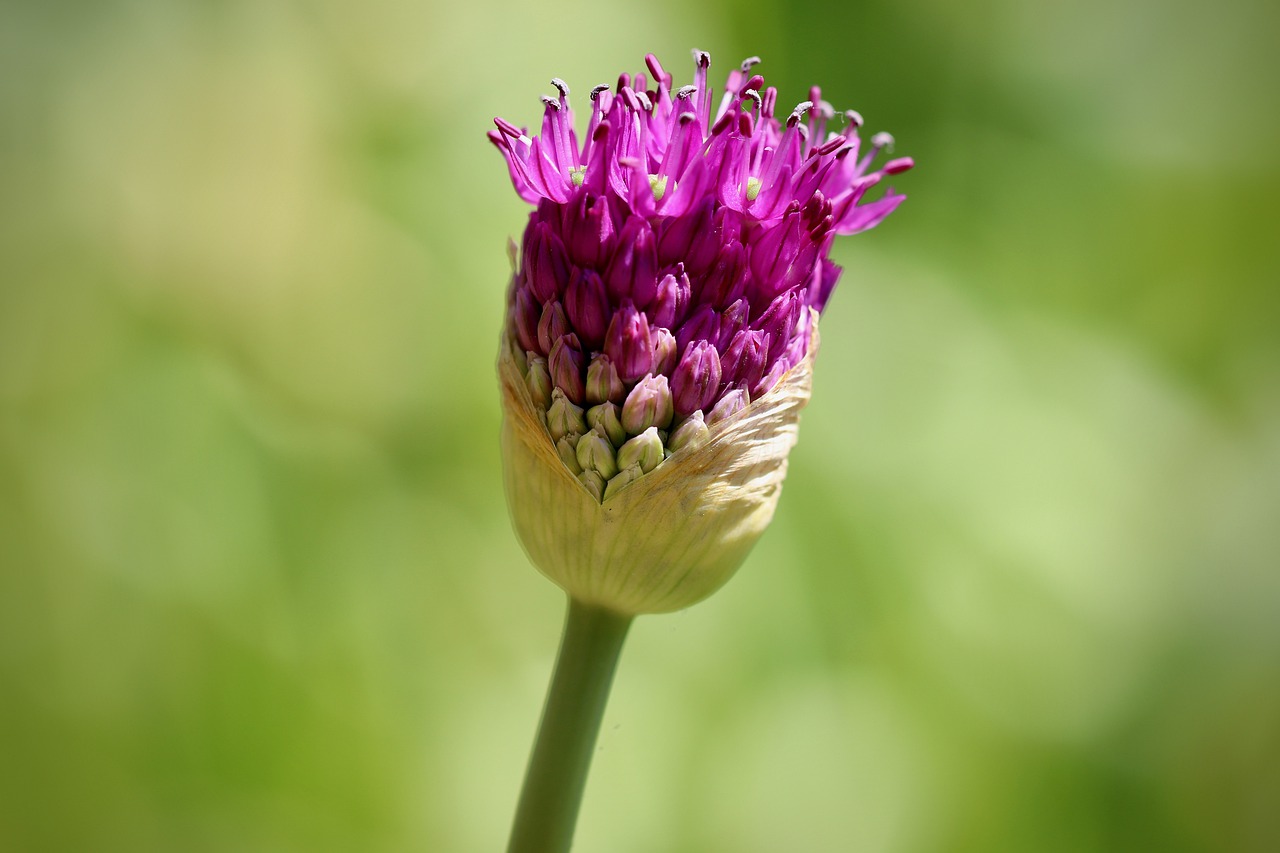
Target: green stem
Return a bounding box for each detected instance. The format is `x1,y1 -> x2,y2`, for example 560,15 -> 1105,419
507,597 -> 634,853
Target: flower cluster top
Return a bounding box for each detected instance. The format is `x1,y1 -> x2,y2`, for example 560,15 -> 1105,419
491,51 -> 912,502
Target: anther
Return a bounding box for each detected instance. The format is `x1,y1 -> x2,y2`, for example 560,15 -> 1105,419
844,110 -> 864,128
692,49 -> 711,69
645,54 -> 669,83
677,112 -> 697,125
551,78 -> 570,98
635,91 -> 653,111
740,56 -> 762,73
742,89 -> 763,110
540,95 -> 561,111
871,132 -> 895,151
883,157 -> 914,175
786,101 -> 814,128
590,84 -> 610,101
675,85 -> 697,100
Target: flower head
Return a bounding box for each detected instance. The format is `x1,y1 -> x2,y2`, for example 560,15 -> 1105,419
493,52 -> 911,613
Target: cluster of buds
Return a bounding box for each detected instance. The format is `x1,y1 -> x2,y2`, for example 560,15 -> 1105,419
514,348 -> 717,503
492,52 -> 911,614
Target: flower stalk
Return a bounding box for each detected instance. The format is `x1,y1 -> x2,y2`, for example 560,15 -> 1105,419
491,48 -> 912,853
507,598 -> 633,853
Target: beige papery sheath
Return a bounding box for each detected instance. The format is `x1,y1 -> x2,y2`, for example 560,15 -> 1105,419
498,316 -> 817,615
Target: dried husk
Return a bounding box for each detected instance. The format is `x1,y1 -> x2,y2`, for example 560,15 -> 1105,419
499,314 -> 817,615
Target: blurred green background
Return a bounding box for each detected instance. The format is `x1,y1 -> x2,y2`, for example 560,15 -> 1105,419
2,0 -> 1278,850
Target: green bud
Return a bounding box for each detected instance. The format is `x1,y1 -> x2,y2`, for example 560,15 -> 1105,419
509,340 -> 528,375
616,426 -> 664,474
525,355 -> 552,411
578,469 -> 605,502
667,410 -> 710,453
586,402 -> 626,447
575,431 -> 618,481
603,463 -> 644,501
651,328 -> 678,375
621,373 -> 673,434
585,353 -> 625,404
547,388 -> 586,441
557,433 -> 583,475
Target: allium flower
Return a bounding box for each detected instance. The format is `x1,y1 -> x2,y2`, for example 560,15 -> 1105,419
492,51 -> 912,616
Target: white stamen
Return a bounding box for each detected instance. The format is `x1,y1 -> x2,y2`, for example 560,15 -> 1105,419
787,101 -> 813,127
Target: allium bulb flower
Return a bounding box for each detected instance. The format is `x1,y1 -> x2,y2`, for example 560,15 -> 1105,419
492,51 -> 912,616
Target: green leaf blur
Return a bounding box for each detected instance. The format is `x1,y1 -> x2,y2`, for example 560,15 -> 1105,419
1,0 -> 1277,850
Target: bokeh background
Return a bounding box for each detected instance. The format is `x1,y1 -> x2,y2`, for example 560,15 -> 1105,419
2,0 -> 1278,849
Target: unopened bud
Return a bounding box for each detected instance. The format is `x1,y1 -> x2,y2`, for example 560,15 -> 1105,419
668,410 -> 710,453
616,426 -> 665,474
576,431 -> 619,480
651,327 -> 678,376
585,352 -> 625,404
707,388 -> 750,424
603,463 -> 644,501
721,329 -> 770,392
548,334 -> 586,404
524,221 -> 569,304
718,299 -> 750,351
537,301 -> 570,355
508,338 -> 528,375
605,216 -> 658,307
525,355 -> 552,410
513,287 -> 541,354
671,341 -> 722,418
578,469 -> 605,502
547,389 -> 586,441
675,305 -> 721,355
557,434 -> 583,475
586,402 -> 626,447
622,373 -> 674,434
565,267 -> 610,350
604,300 -> 654,382
650,269 -> 691,329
